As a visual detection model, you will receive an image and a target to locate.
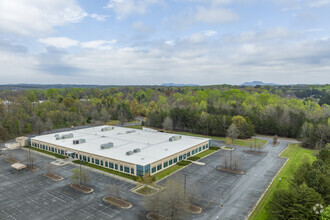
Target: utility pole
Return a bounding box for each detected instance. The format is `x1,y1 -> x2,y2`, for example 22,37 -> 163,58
80,163 -> 82,185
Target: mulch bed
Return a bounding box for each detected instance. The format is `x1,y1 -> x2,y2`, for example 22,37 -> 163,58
244,150 -> 266,155
5,158 -> 19,163
26,166 -> 40,172
187,204 -> 202,214
217,166 -> 244,174
146,213 -> 168,220
44,173 -> 64,181
103,196 -> 132,209
68,183 -> 94,194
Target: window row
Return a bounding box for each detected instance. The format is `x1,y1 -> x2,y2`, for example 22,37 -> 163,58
151,143 -> 209,174
31,142 -> 135,175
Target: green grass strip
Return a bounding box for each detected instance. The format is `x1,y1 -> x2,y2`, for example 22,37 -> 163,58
249,144 -> 317,220
72,160 -> 138,181
24,146 -> 66,159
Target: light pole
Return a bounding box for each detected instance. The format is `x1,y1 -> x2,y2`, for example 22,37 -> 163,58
182,173 -> 187,201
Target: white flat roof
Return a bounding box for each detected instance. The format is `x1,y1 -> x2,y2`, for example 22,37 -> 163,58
31,126 -> 210,166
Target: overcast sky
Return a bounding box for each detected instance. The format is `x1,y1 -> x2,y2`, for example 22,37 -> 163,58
0,0 -> 329,85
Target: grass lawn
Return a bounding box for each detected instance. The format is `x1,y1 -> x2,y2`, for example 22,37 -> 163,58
188,148 -> 219,161
136,186 -> 157,195
249,144 -> 317,220
153,164 -> 185,181
24,146 -> 66,159
124,126 -> 267,148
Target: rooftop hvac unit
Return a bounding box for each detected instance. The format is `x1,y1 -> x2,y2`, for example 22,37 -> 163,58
133,148 -> 141,153
73,139 -> 86,145
56,133 -> 73,140
101,126 -> 114,132
169,135 -> 181,142
126,130 -> 136,134
142,127 -> 157,133
100,142 -> 114,150
126,151 -> 134,155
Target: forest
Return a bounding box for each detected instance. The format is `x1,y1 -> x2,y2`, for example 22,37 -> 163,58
0,84 -> 329,149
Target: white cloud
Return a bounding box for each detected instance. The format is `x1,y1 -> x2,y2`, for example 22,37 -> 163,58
165,40 -> 175,46
204,30 -> 218,37
105,0 -> 161,19
0,0 -> 87,36
194,6 -> 239,23
90,14 -> 107,22
309,0 -> 330,7
38,37 -> 79,48
132,21 -> 154,34
81,40 -> 117,50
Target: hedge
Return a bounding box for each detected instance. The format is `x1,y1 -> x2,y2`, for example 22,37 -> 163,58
24,146 -> 66,159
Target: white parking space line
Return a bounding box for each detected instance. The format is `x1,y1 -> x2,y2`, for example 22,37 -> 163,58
1,209 -> 16,220
46,193 -> 66,203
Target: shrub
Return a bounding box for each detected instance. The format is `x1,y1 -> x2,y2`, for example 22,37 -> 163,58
177,160 -> 191,166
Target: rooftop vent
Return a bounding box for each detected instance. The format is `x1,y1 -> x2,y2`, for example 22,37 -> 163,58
100,142 -> 114,150
126,130 -> 136,134
142,127 -> 157,133
133,148 -> 141,153
169,135 -> 181,142
101,126 -> 114,132
73,139 -> 86,145
126,151 -> 134,155
56,133 -> 73,140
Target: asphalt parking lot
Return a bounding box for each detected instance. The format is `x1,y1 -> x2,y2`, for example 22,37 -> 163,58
0,148 -> 147,220
158,137 -> 295,220
0,137 -> 297,220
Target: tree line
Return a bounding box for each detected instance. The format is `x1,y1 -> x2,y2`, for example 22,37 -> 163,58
0,86 -> 329,148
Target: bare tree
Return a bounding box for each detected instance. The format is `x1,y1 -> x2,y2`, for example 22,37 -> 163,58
44,164 -> 56,175
162,116 -> 173,131
107,184 -> 121,198
227,123 -> 239,144
233,152 -> 241,170
315,124 -> 329,149
25,148 -> 36,168
273,135 -> 279,145
145,178 -> 192,220
71,165 -> 90,186
223,152 -> 229,168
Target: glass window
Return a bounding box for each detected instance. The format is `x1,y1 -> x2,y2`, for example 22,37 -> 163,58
131,168 -> 134,175
164,161 -> 168,168
187,152 -> 190,157
174,158 -> 177,163
120,165 -> 123,171
88,157 -> 90,162
105,161 -> 108,167
79,155 -> 82,160
101,160 -> 103,166
95,159 -> 99,165
115,164 -> 118,170
152,167 -> 156,173
109,163 -> 114,169
179,156 -> 182,161
92,158 -> 94,164
206,144 -> 209,148
124,167 -> 129,173
199,147 -> 202,151
157,164 -> 162,171
169,159 -> 173,165
203,145 -> 205,150
183,154 -> 186,159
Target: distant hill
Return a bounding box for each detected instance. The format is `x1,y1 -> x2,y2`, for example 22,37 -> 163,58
161,83 -> 200,87
241,81 -> 278,86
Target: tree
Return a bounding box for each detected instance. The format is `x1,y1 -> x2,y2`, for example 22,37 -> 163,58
71,166 -> 90,186
227,123 -> 239,144
162,116 -> 173,131
145,178 -> 192,220
44,164 -> 56,175
299,121 -> 316,148
107,184 -> 121,198
25,148 -> 36,168
321,205 -> 330,220
268,183 -> 324,220
315,124 -> 329,149
273,135 -> 279,145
